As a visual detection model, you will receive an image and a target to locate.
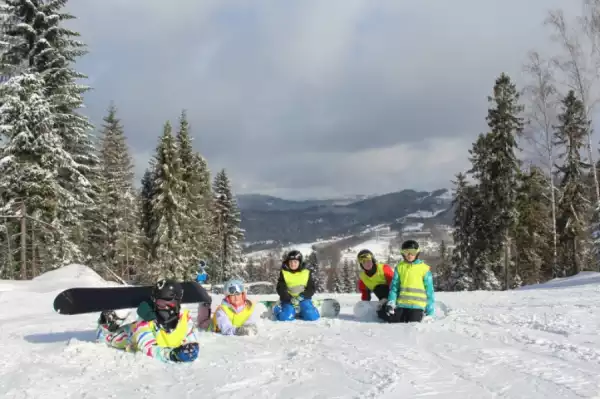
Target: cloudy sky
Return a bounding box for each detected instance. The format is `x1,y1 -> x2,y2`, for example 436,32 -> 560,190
66,0 -> 580,199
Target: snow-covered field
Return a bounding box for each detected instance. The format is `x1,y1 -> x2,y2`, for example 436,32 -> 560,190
1,265 -> 600,398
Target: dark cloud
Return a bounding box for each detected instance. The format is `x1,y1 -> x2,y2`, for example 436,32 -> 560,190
65,0 -> 578,198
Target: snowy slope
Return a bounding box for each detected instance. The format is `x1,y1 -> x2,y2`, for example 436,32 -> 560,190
2,266 -> 600,398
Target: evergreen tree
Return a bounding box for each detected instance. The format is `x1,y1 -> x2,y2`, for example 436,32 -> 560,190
147,121 -> 186,280
139,168 -> 156,265
0,0 -> 97,269
514,166 -> 553,285
94,103 -> 138,277
331,263 -> 345,293
553,90 -> 593,277
176,110 -> 213,267
342,258 -> 356,293
449,173 -> 475,291
212,169 -> 244,282
0,73 -> 79,272
466,73 -> 523,290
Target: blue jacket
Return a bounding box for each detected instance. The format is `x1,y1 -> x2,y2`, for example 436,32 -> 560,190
387,259 -> 435,316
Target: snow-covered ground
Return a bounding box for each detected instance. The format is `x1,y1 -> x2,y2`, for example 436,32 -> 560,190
2,265 -> 600,398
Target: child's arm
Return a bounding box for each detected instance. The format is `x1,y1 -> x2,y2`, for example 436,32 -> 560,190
387,267 -> 400,305
276,270 -> 292,302
214,307 -> 237,335
302,269 -> 316,299
423,270 -> 435,316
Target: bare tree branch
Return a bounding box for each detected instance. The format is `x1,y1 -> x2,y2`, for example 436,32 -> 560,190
522,50 -> 560,275
544,8 -> 600,204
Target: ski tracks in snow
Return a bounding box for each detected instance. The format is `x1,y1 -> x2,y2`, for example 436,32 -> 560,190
2,281 -> 600,398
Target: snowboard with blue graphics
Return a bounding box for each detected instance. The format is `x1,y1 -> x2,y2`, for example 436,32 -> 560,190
258,298 -> 341,319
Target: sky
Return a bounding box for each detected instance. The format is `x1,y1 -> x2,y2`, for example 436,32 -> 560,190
65,0 -> 584,199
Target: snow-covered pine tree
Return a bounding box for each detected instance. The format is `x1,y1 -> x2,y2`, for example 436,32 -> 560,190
0,73 -> 79,273
514,165 -> 553,285
212,169 -> 244,283
139,168 -> 156,265
342,258 -> 356,293
147,121 -> 186,280
0,0 -> 98,267
449,172 -> 475,291
434,240 -> 451,291
553,90 -> 593,277
331,262 -> 345,293
307,250 -> 326,292
467,133 -> 503,290
481,73 -> 524,289
92,103 -> 139,278
175,110 -> 206,273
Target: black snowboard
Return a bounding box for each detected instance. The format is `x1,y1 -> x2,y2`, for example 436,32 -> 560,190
53,281 -> 211,315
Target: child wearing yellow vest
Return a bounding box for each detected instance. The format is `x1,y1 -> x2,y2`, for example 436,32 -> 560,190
274,250 -> 320,321
209,279 -> 259,336
385,240 -> 435,323
95,279 -> 200,363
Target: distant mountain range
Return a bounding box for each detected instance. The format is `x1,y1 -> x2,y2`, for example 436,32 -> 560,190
237,188 -> 454,251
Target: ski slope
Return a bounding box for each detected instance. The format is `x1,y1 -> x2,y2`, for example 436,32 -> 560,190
1,265 -> 600,398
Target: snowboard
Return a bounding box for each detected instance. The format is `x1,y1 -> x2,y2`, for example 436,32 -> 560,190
258,298 -> 341,319
53,281 -> 212,315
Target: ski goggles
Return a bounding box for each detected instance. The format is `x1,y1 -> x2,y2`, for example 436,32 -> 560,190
401,248 -> 419,256
225,282 -> 244,295
358,253 -> 373,263
155,299 -> 178,309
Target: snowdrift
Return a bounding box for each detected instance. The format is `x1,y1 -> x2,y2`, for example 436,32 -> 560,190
0,266 -> 599,398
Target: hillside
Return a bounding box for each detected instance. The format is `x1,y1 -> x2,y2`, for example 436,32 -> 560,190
4,265 -> 600,398
238,188 -> 454,248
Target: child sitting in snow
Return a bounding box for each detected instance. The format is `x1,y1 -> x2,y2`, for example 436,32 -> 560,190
207,279 -> 259,336
273,250 -> 320,321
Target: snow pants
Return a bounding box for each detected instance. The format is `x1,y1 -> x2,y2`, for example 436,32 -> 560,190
377,306 -> 423,323
273,299 -> 320,321
95,319 -> 135,351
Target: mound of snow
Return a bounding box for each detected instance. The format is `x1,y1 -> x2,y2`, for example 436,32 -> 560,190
517,271 -> 600,291
29,264 -> 118,293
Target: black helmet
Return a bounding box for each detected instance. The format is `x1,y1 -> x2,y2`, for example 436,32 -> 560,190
151,278 -> 183,301
401,240 -> 419,251
285,249 -> 303,264
151,278 -> 183,329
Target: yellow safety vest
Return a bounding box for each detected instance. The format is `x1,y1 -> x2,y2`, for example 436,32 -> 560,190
282,269 -> 310,297
394,262 -> 429,308
150,309 -> 190,348
210,301 -> 255,332
359,263 -> 388,291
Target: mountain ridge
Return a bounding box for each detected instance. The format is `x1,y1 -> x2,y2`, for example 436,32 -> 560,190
237,188 -> 454,249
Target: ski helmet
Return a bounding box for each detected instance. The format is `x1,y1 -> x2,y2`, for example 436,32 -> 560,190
223,278 -> 245,296
401,240 -> 420,260
357,249 -> 376,269
284,249 -> 303,265
151,278 -> 183,329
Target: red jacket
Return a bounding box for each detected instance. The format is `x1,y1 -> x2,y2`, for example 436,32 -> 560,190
358,263 -> 394,300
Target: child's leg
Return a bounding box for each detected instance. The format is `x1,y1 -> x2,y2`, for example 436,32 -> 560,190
273,302 -> 296,321
96,311 -> 134,351
298,300 -> 320,321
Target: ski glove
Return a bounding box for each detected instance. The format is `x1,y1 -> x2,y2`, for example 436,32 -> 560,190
377,298 -> 388,311
169,342 -> 199,363
235,324 -> 258,336
385,302 -> 395,316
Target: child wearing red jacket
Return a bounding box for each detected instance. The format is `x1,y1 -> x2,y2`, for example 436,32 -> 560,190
357,249 -> 394,315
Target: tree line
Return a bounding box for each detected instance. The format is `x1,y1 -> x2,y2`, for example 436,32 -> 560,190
435,2 -> 600,291
0,0 -> 244,283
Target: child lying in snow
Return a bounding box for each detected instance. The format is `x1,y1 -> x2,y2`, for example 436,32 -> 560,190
96,279 -> 199,363
206,279 -> 259,336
